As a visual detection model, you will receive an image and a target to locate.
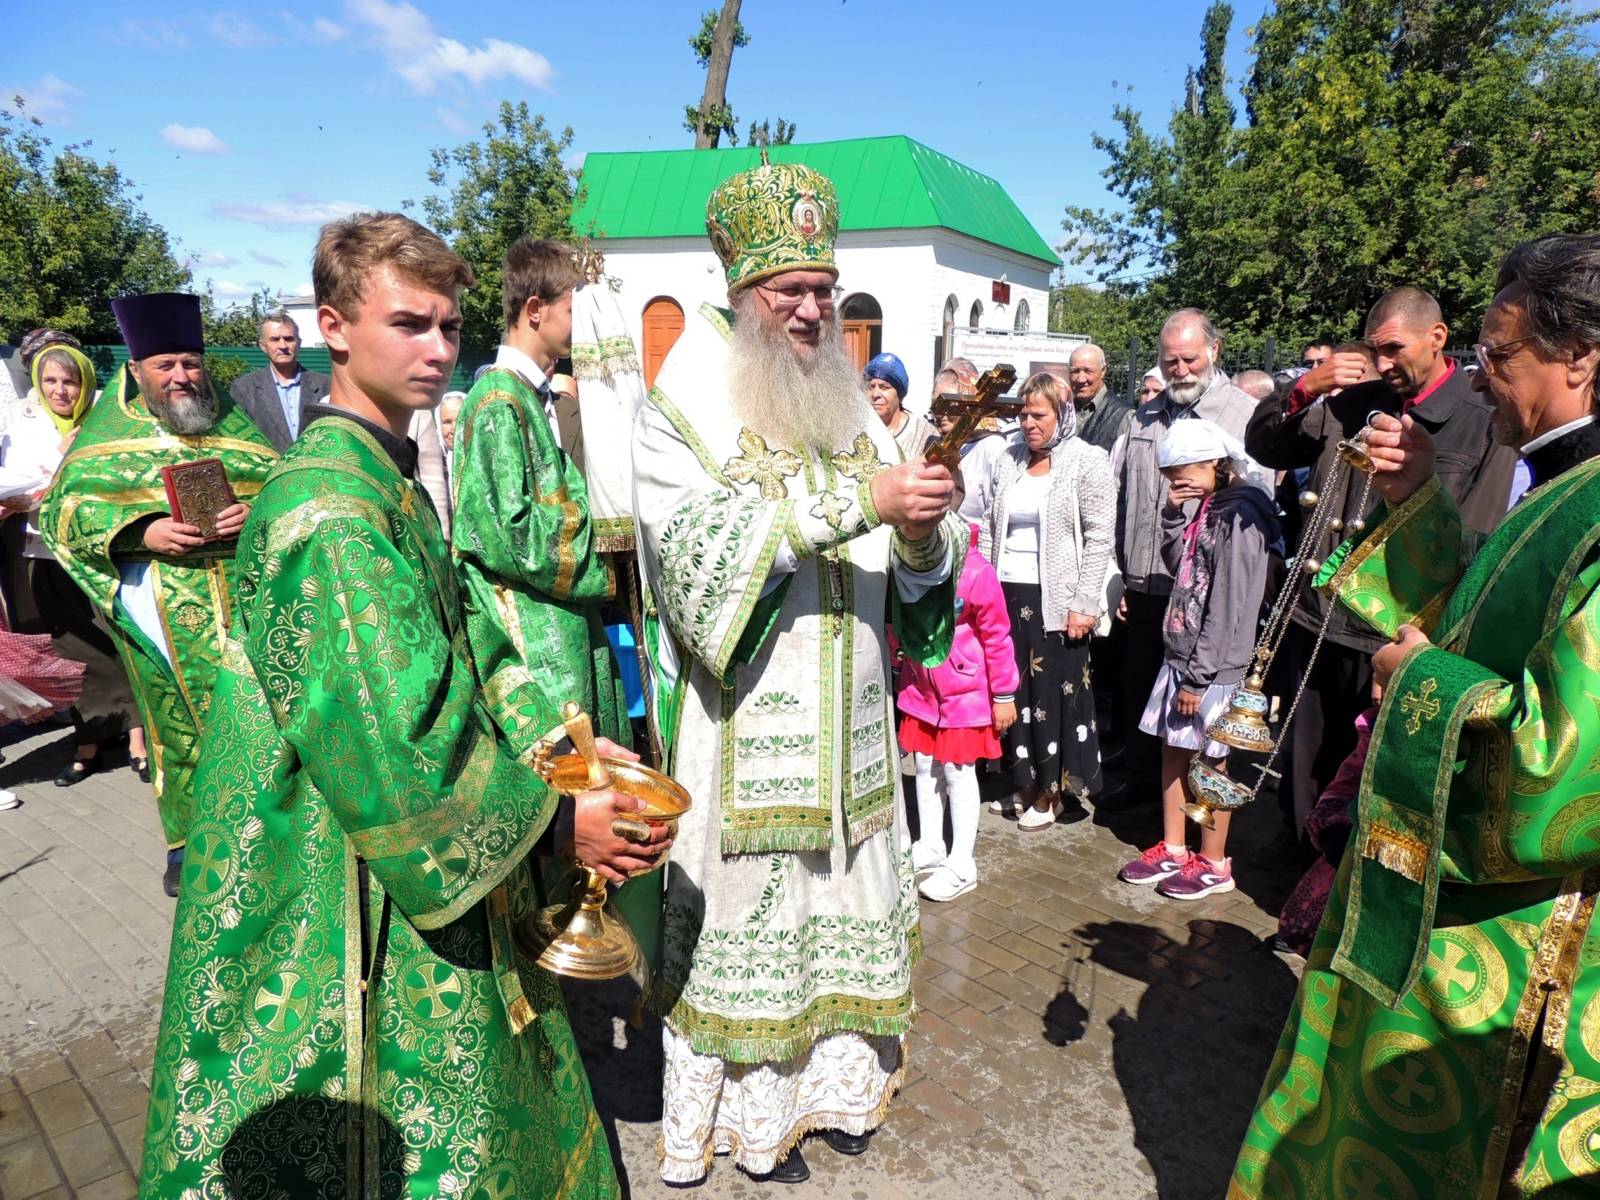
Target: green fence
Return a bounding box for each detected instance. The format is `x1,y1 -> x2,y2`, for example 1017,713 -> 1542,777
81,345 -> 489,393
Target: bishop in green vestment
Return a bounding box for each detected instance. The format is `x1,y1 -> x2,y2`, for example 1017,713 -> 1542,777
41,294 -> 276,886
1231,236 -> 1600,1199
635,158 -> 963,1185
139,213 -> 632,1199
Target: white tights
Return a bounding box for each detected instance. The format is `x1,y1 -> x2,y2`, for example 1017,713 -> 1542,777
912,753 -> 980,881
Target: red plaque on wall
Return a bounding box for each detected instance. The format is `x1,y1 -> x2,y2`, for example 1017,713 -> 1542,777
991,280 -> 1012,304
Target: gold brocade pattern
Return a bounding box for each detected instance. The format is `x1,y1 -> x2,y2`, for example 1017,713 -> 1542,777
137,416 -> 617,1199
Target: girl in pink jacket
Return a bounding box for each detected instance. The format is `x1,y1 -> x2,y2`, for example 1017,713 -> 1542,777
892,530 -> 1018,902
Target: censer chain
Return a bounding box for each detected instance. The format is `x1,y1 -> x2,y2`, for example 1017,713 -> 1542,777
1244,469 -> 1374,802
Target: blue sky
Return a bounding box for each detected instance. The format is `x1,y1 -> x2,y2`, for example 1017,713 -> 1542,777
5,0 -> 1255,305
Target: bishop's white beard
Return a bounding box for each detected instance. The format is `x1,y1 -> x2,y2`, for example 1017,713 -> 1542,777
726,305 -> 873,453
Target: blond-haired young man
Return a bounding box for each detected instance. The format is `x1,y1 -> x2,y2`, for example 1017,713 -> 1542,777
139,212 -> 661,1198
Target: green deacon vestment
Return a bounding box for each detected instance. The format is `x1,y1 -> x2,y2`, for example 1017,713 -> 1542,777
41,367 -> 277,847
1231,441 -> 1600,1199
139,412 -> 617,1200
451,362 -> 629,759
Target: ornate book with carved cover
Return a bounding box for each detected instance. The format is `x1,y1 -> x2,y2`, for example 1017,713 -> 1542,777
161,458 -> 236,541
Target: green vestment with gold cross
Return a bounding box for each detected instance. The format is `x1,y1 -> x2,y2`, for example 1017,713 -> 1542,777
40,366 -> 277,847
138,413 -> 617,1200
1231,453 -> 1600,1199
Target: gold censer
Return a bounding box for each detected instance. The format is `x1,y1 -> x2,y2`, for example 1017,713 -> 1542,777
514,702 -> 691,982
1184,422 -> 1378,828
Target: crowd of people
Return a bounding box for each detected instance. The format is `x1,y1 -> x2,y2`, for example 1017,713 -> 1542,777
0,149 -> 1597,1200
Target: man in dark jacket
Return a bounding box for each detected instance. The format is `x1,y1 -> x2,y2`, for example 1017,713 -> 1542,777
228,310 -> 330,451
1245,286 -> 1516,834
1067,342 -> 1133,455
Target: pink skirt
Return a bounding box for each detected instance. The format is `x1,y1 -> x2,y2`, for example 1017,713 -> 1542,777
898,715 -> 1002,765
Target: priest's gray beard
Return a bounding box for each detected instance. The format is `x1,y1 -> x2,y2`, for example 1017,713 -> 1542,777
141,372 -> 219,436
727,305 -> 872,453
1167,362 -> 1216,408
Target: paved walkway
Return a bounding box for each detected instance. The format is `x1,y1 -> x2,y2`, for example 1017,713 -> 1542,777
0,722 -> 1306,1198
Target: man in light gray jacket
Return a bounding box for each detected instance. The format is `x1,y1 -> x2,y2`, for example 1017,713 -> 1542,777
1112,308 -> 1268,782
228,310 -> 329,451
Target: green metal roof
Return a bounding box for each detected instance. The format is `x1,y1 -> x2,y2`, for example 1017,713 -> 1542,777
573,136 -> 1058,267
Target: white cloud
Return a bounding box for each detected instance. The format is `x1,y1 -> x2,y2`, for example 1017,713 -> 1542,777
119,19 -> 189,49
211,280 -> 258,299
213,196 -> 365,228
206,11 -> 274,46
434,106 -> 473,136
190,250 -> 239,268
160,123 -> 230,154
249,250 -> 287,267
279,11 -> 348,43
345,0 -> 552,94
6,75 -> 82,125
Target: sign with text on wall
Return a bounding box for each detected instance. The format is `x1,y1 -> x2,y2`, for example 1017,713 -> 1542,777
952,328 -> 1088,394
991,280 -> 1011,305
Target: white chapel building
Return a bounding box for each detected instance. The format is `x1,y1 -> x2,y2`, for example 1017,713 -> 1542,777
574,136 -> 1068,410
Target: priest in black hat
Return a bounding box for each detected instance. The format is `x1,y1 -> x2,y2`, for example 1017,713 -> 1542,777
41,293 -> 278,896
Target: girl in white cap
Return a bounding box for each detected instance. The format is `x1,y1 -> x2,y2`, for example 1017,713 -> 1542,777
1119,418 -> 1277,899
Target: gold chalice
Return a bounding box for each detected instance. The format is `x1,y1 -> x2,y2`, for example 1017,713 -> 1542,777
514,702 -> 691,982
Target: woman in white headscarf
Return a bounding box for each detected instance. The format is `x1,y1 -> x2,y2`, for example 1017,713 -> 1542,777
979,371 -> 1116,830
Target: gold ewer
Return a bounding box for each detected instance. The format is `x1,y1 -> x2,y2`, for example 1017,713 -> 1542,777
514,702 -> 691,984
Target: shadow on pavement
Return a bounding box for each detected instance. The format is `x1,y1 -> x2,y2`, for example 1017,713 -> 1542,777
563,972 -> 664,1199
0,847 -> 51,884
0,726 -> 75,788
1053,918 -> 1297,1200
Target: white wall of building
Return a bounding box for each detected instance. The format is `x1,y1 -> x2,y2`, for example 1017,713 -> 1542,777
596,228 -> 1055,416
277,295 -> 325,347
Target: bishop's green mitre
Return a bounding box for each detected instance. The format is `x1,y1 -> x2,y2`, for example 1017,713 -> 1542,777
705,151 -> 840,293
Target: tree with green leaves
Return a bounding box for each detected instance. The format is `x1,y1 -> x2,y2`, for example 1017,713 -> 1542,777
411,101 -> 578,352
683,3 -> 797,149
1064,0 -> 1600,339
686,3 -> 747,148
0,100 -> 191,343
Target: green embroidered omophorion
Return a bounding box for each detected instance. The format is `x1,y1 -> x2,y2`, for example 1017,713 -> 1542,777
1231,458 -> 1600,1199
706,157 -> 840,293
452,365 -> 630,760
139,414 -> 617,1199
41,367 -> 277,847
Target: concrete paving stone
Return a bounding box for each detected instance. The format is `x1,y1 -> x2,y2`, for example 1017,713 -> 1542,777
0,1087 -> 41,1150
25,1079 -> 97,1138
76,1170 -> 139,1200
961,936 -> 1030,976
10,1055 -> 72,1098
900,1077 -> 983,1139
925,969 -> 1008,1015
81,1068 -> 147,1128
49,1119 -> 125,1187
0,1134 -> 62,1197
110,1116 -> 145,1171
971,967 -> 1053,1015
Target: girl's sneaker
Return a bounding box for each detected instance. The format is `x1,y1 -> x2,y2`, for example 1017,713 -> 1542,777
911,841 -> 946,875
1119,842 -> 1189,886
0,788 -> 19,812
1158,853 -> 1235,900
918,863 -> 976,902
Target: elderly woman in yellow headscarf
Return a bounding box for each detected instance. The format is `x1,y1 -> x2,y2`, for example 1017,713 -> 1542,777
0,336 -> 148,787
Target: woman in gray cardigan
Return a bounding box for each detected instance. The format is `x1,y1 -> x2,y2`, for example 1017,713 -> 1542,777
979,372 -> 1116,830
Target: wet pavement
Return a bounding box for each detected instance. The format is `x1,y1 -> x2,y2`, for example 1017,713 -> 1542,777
0,721 -> 1306,1198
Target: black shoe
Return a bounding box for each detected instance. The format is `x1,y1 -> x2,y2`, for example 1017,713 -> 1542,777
821,1128 -> 872,1156
757,1147 -> 810,1184
162,855 -> 182,898
130,755 -> 150,783
55,753 -> 103,787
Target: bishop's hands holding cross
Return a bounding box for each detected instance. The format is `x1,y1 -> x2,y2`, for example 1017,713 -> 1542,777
1361,410 -> 1439,691
868,458 -> 957,542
